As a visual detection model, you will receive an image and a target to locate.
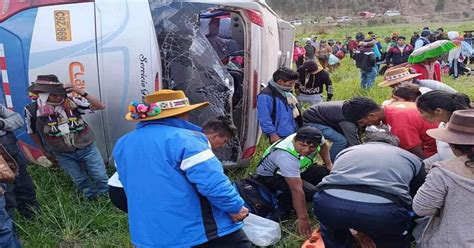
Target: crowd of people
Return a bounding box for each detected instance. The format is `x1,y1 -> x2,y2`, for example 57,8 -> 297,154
294,27 -> 474,92
0,29 -> 472,248
256,65 -> 473,247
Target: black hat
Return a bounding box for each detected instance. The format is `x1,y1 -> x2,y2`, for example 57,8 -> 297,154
397,36 -> 407,40
421,30 -> 432,37
295,126 -> 323,145
28,75 -> 67,95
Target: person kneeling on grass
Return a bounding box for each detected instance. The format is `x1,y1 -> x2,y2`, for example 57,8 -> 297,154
342,96 -> 438,159
313,132 -> 425,248
302,101 -> 361,162
108,115 -> 238,213
254,126 -> 332,238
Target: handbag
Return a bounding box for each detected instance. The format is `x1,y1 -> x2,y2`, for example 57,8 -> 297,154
0,144 -> 19,183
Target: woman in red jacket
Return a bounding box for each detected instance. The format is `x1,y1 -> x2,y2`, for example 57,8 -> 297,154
293,41 -> 306,68
410,58 -> 442,81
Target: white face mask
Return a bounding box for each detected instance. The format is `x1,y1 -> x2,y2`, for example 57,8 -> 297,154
38,93 -> 50,104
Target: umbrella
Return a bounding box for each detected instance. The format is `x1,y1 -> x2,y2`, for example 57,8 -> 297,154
409,40 -> 456,64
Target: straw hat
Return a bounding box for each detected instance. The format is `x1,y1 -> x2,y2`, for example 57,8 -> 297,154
28,75 -> 67,95
125,90 -> 209,121
427,110 -> 474,145
378,67 -> 421,87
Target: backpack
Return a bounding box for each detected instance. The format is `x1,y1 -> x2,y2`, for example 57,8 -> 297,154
233,177 -> 278,218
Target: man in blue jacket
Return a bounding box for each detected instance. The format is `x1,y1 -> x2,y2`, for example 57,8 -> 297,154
257,67 -> 302,144
113,90 -> 249,248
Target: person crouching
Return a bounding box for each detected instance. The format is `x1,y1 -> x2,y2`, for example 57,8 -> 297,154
255,126 -> 332,238
313,132 -> 425,248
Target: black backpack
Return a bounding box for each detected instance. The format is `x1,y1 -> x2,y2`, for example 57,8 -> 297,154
233,177 -> 278,218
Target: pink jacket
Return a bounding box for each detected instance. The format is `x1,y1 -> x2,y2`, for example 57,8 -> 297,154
293,46 -> 306,61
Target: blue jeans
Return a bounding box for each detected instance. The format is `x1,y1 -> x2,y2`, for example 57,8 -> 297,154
53,143 -> 109,199
360,67 -> 377,89
308,124 -> 347,162
0,185 -> 21,248
313,191 -> 412,248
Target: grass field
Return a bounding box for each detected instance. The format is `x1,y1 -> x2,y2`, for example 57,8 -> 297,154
15,22 -> 474,247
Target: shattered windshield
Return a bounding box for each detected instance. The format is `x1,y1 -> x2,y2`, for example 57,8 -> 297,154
149,1 -> 241,164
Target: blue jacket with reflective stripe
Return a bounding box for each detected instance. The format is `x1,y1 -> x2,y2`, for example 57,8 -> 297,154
113,118 -> 244,248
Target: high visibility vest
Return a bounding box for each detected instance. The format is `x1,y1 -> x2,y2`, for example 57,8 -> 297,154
261,134 -> 320,173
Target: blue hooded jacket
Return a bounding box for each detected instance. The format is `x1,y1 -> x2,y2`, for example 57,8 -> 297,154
257,84 -> 301,138
113,118 -> 244,248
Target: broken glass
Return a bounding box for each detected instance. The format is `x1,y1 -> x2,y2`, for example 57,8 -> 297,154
149,1 -> 241,164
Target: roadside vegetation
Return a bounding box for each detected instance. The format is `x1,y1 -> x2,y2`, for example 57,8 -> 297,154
15,22 -> 474,247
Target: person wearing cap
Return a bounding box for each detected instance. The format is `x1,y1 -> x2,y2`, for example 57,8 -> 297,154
255,126 -> 332,238
113,90 -> 249,247
257,67 -> 302,144
413,109 -> 474,248
296,60 -> 333,106
414,30 -> 432,50
416,91 -> 471,171
314,131 -> 424,248
352,39 -> 377,89
342,96 -> 438,159
386,36 -> 414,66
25,75 -> 109,200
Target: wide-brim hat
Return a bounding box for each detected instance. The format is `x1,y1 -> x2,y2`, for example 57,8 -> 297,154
125,90 -> 209,122
28,75 -> 67,95
378,67 -> 421,87
427,110 -> 474,145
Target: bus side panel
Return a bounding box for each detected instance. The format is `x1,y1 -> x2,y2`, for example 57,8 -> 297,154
0,8 -> 38,144
95,0 -> 160,154
242,10 -> 279,158
277,20 -> 295,68
27,3 -> 108,159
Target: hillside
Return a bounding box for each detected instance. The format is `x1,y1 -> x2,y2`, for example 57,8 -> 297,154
266,0 -> 474,19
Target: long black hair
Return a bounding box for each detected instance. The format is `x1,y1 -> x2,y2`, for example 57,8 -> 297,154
392,84 -> 421,102
416,90 -> 471,115
450,144 -> 474,168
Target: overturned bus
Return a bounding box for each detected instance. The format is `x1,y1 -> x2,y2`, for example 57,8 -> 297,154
0,0 -> 294,166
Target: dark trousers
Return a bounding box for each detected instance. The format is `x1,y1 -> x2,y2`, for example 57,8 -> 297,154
5,153 -> 39,219
257,166 -> 329,212
194,229 -> 251,248
313,191 -> 412,248
108,186 -> 127,213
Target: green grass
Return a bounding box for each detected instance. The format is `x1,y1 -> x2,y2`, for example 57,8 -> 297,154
15,22 -> 474,248
296,20 -> 474,42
